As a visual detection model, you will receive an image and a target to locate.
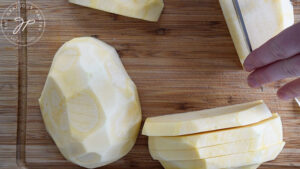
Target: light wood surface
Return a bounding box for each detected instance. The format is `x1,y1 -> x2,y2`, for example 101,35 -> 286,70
0,0 -> 300,168
0,1 -> 18,168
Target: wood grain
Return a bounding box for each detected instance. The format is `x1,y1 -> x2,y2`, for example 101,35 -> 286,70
0,0 -> 18,168
0,0 -> 300,168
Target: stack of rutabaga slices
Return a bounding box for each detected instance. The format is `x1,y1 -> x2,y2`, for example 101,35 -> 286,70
142,100 -> 284,169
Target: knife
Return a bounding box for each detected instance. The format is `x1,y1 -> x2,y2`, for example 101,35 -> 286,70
232,0 -> 300,107
232,0 -> 262,92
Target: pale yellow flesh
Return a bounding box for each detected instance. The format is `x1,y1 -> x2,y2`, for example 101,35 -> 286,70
142,100 -> 272,136
223,164 -> 261,169
150,123 -> 282,160
39,37 -> 142,168
69,0 -> 164,22
219,0 -> 294,64
159,164 -> 261,169
149,113 -> 282,150
160,142 -> 285,169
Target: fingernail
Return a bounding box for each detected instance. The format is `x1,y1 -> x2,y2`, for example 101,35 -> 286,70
247,75 -> 260,88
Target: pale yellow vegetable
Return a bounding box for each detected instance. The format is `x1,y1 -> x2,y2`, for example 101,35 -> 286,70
235,165 -> 260,169
219,0 -> 294,64
223,164 -> 261,169
160,142 -> 285,169
143,100 -> 272,136
69,0 -> 164,22
39,37 -> 142,168
149,113 -> 282,150
150,127 -> 282,160
160,164 -> 261,169
159,164 -> 261,169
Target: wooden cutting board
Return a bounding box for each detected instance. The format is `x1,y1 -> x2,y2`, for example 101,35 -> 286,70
0,0 -> 300,168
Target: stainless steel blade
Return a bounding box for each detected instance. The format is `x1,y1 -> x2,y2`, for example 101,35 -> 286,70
232,0 -> 264,92
232,0 -> 253,52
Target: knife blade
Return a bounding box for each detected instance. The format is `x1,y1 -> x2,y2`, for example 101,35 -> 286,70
232,0 -> 263,92
232,0 -> 253,52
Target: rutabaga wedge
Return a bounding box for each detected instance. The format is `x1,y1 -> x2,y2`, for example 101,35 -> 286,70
160,164 -> 261,169
142,100 -> 272,136
223,164 -> 261,169
219,0 -> 294,64
150,127 -> 282,160
149,113 -> 282,150
39,37 -> 142,168
160,142 -> 285,169
69,0 -> 164,22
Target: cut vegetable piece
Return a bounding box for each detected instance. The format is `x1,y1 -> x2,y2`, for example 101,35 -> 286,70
160,164 -> 260,169
160,142 -> 285,169
149,113 -> 282,150
143,100 -> 272,136
150,126 -> 282,160
223,164 -> 261,169
39,37 -> 142,168
219,0 -> 294,64
69,0 -> 164,22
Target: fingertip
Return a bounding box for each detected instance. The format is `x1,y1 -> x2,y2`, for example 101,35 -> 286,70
247,75 -> 260,88
243,62 -> 254,72
244,50 -> 259,71
277,89 -> 293,100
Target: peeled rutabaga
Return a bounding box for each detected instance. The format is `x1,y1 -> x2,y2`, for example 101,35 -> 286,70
39,37 -> 142,168
69,0 -> 164,22
142,100 -> 272,136
219,0 -> 294,64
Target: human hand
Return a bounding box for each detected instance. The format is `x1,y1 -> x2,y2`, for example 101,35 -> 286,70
243,22 -> 300,100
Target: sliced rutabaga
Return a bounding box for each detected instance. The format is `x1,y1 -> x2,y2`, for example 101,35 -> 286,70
150,125 -> 282,160
160,142 -> 285,169
39,37 -> 142,168
221,164 -> 261,169
149,113 -> 282,150
160,164 -> 261,169
219,0 -> 294,64
142,100 -> 272,136
69,0 -> 164,22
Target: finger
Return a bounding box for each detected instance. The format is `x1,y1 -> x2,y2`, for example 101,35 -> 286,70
247,55 -> 300,88
244,22 -> 300,72
277,78 -> 300,100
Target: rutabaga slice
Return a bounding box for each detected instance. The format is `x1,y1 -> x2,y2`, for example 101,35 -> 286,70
160,164 -> 261,169
69,0 -> 164,22
160,142 -> 285,169
150,124 -> 282,160
149,113 -> 282,150
39,37 -> 142,168
222,164 -> 261,169
142,100 -> 272,136
219,0 -> 294,64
